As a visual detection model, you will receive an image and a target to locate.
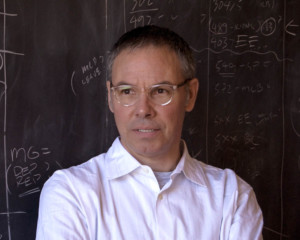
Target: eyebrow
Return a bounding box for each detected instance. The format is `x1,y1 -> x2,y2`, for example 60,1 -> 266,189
111,81 -> 132,87
111,80 -> 176,88
153,81 -> 173,85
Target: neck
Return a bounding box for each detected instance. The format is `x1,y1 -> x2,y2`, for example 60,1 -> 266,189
138,153 -> 180,172
122,140 -> 183,172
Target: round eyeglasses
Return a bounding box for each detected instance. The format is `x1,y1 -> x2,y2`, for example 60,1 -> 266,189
110,79 -> 191,107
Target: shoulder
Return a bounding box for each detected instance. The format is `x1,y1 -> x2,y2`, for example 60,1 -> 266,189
189,158 -> 262,220
41,153 -> 107,201
37,153 -> 109,238
182,141 -> 252,195
188,158 -> 253,196
40,138 -> 123,198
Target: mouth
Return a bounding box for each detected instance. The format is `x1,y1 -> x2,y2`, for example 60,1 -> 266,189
133,128 -> 160,136
137,129 -> 156,133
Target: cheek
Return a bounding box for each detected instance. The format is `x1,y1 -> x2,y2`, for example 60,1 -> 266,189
161,106 -> 185,131
113,106 -> 128,130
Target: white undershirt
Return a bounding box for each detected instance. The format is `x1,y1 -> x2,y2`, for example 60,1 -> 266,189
154,171 -> 172,189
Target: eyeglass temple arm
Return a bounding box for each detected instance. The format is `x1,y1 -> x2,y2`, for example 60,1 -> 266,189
177,78 -> 192,88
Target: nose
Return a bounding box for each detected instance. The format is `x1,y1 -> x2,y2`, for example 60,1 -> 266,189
134,91 -> 155,118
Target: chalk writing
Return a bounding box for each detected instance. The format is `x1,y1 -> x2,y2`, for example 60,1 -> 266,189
235,35 -> 259,49
260,17 -> 276,36
10,146 -> 51,162
215,59 -> 272,77
80,56 -> 104,85
126,0 -> 179,29
14,163 -> 40,187
129,14 -> 153,28
131,0 -> 155,13
214,82 -> 271,95
214,131 -> 263,151
214,111 -> 280,127
285,19 -> 299,36
7,146 -> 52,198
210,36 -> 228,50
210,35 -> 268,51
71,55 -> 105,96
212,0 -> 243,12
128,0 -> 158,28
259,0 -> 275,9
209,17 -> 232,35
232,21 -> 256,31
209,15 -> 283,36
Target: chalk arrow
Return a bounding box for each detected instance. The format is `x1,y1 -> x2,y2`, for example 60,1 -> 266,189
285,19 -> 299,36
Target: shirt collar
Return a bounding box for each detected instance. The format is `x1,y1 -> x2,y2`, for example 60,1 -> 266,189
105,138 -> 208,187
105,137 -> 141,180
172,141 -> 208,187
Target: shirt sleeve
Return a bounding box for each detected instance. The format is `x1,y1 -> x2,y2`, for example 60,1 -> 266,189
36,170 -> 90,240
228,180 -> 264,240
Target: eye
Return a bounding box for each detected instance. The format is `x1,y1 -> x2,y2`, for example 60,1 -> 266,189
121,89 -> 131,95
152,85 -> 171,96
157,88 -> 166,94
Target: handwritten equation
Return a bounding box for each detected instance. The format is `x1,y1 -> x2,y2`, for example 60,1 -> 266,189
193,0 -> 298,165
125,0 -> 179,30
214,111 -> 279,127
7,146 -> 55,198
212,111 -> 280,155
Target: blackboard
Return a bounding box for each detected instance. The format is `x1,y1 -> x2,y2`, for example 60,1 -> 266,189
0,0 -> 299,239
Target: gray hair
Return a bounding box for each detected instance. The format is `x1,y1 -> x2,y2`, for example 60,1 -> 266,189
107,25 -> 195,81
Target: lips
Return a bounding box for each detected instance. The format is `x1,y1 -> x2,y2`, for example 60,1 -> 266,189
130,121 -> 161,135
137,129 -> 155,133
133,127 -> 160,135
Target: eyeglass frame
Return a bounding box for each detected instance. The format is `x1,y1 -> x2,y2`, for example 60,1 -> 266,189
109,78 -> 192,107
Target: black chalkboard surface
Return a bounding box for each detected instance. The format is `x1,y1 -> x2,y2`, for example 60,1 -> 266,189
0,0 -> 299,239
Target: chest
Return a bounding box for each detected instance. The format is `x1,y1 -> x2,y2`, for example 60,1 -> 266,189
84,173 -> 226,239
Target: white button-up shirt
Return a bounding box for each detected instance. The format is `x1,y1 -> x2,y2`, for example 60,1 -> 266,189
36,138 -> 263,240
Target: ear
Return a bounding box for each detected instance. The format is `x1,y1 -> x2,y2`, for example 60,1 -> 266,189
185,78 -> 199,112
106,81 -> 114,113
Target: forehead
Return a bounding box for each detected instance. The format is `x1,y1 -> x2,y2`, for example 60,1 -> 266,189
111,46 -> 183,83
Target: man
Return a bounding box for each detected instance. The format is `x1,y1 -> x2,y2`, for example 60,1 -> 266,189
36,25 -> 263,239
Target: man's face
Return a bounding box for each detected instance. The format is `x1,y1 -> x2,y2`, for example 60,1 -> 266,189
107,46 -> 198,165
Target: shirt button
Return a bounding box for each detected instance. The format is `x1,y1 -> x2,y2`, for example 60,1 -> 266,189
158,195 -> 163,201
143,168 -> 150,174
